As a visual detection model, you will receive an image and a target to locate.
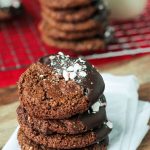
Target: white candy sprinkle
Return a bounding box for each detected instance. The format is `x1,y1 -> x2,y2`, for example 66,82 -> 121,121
104,121 -> 113,129
67,66 -> 74,72
99,101 -> 107,107
91,102 -> 99,113
79,71 -> 86,77
58,52 -> 64,56
69,72 -> 77,80
74,63 -> 82,72
78,58 -> 85,63
82,65 -> 87,69
63,70 -> 69,81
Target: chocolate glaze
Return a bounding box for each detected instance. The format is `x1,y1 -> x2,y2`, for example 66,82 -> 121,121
94,123 -> 112,142
79,95 -> 107,130
103,136 -> 109,146
39,53 -> 105,106
79,106 -> 106,130
82,62 -> 105,105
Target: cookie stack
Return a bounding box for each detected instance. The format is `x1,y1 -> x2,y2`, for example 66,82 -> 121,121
17,52 -> 113,150
38,0 -> 113,51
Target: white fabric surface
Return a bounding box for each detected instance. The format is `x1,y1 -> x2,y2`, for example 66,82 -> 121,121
2,74 -> 150,150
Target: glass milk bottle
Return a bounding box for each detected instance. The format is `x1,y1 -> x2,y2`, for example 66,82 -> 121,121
105,0 -> 148,20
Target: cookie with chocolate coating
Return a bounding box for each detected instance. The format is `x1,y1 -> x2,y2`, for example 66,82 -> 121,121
17,95 -> 107,135
19,121 -> 112,149
18,53 -> 105,119
18,129 -> 107,150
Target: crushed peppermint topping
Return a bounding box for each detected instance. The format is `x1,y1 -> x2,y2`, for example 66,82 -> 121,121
99,101 -> 107,107
69,72 -> 77,80
79,71 -> 87,77
48,52 -> 87,82
90,96 -> 107,114
78,57 -> 85,63
63,70 -> 69,81
104,121 -> 113,129
91,102 -> 99,113
58,52 -> 64,55
67,66 -> 74,72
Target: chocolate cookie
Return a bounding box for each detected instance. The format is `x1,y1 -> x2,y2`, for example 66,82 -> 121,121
39,0 -> 101,9
41,4 -> 97,22
41,11 -> 107,32
18,53 -> 105,119
17,96 -> 107,135
41,34 -> 105,51
41,0 -> 108,23
19,121 -> 112,149
18,129 -> 107,150
39,21 -> 104,40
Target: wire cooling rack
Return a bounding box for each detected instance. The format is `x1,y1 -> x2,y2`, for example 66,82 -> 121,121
0,0 -> 150,71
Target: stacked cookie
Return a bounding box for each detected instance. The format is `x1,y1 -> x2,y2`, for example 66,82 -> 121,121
39,0 -> 113,51
17,52 -> 113,150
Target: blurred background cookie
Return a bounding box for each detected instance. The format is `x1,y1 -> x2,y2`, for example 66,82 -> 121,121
42,35 -> 105,51
39,0 -> 113,52
39,0 -> 100,9
39,21 -> 104,40
41,3 -> 97,22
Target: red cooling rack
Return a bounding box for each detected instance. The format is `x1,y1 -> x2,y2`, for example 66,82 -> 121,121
0,0 -> 150,87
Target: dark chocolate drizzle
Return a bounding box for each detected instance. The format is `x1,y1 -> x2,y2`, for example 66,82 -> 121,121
39,53 -> 105,106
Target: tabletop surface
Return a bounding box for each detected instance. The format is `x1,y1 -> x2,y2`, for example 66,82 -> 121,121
0,54 -> 150,150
